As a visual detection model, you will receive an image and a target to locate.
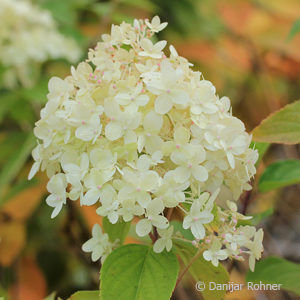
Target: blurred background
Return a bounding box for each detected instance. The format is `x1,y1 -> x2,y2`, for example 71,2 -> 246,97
0,0 -> 300,299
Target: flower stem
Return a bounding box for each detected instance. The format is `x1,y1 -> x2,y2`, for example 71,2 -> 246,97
166,207 -> 174,220
175,248 -> 202,289
149,232 -> 156,244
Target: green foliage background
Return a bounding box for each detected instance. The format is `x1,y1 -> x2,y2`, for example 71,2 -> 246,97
1,0 -> 300,299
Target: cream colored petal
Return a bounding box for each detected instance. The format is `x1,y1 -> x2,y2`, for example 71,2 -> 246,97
82,189 -> 101,206
174,127 -> 190,144
155,95 -> 172,115
136,219 -> 152,237
140,171 -> 159,191
192,165 -> 208,182
105,122 -> 123,141
174,166 -> 190,183
153,238 -> 166,253
191,222 -> 205,239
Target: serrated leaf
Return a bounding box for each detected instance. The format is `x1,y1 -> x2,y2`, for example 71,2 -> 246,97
246,256 -> 300,295
102,217 -> 130,245
68,291 -> 100,300
252,100 -> 300,144
259,160 -> 300,192
174,240 -> 229,300
100,244 -> 179,300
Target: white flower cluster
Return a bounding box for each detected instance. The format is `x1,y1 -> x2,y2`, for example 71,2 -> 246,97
82,224 -> 113,263
0,0 -> 81,88
30,16 -> 263,269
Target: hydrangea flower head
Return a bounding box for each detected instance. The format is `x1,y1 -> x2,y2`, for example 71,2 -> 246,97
0,0 -> 81,88
30,16 -> 263,269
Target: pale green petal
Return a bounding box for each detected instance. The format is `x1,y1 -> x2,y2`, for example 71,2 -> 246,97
82,189 -> 100,205
135,191 -> 151,208
182,215 -> 192,229
226,151 -> 235,169
203,250 -> 212,262
51,203 -> 63,218
143,111 -> 163,132
170,151 -> 186,165
92,223 -> 103,237
191,222 -> 205,239
192,165 -> 208,182
105,122 -> 123,141
152,215 -> 168,229
165,239 -> 172,252
140,171 -> 159,191
136,95 -> 149,106
82,239 -> 97,252
136,219 -> 152,236
115,93 -> 131,105
75,125 -> 94,141
155,95 -> 172,114
174,127 -> 190,144
147,198 -> 164,216
28,161 -> 40,180
90,149 -> 114,169
145,136 -> 163,154
172,89 -> 189,105
153,238 -> 166,253
92,245 -> 103,261
174,166 -> 190,183
137,155 -> 151,171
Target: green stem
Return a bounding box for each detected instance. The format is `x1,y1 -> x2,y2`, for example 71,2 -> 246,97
175,248 -> 202,289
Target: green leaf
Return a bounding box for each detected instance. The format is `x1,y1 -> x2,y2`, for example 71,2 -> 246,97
41,0 -> 76,27
288,18 -> 300,40
44,292 -> 57,300
252,100 -> 300,144
0,133 -> 36,200
259,160 -> 300,192
21,79 -> 49,104
67,290 -> 100,300
174,240 -> 229,300
171,220 -> 194,240
246,256 -> 300,295
250,141 -> 269,165
100,244 -> 179,300
102,217 -> 130,245
0,92 -> 18,122
0,132 -> 27,165
120,0 -> 157,11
